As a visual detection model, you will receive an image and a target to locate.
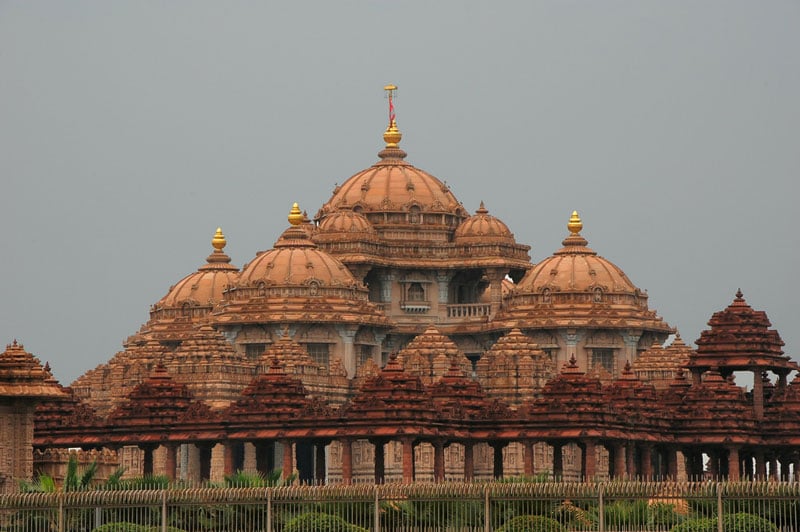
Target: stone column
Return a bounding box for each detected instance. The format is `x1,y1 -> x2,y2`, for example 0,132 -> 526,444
463,442 -> 475,481
486,268 -> 506,317
436,271 -> 452,304
281,440 -> 294,481
340,439 -> 353,485
433,440 -> 445,482
338,326 -> 358,378
640,445 -> 653,480
622,330 -> 642,371
727,447 -> 740,481
401,438 -> 415,483
223,442 -> 236,476
582,440 -> 597,481
753,371 -> 765,420
381,272 -> 394,303
523,441 -> 535,477
562,331 -> 580,369
164,444 -> 178,482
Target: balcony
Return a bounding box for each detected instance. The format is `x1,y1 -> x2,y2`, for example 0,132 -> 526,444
446,303 -> 492,319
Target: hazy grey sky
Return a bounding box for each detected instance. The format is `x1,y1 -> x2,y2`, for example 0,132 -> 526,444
1,1 -> 798,385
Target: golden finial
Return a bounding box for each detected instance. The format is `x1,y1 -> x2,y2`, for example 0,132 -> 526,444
567,210 -> 583,235
211,227 -> 226,251
288,202 -> 304,226
383,84 -> 402,147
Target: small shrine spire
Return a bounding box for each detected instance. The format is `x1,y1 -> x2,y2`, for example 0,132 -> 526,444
383,84 -> 402,148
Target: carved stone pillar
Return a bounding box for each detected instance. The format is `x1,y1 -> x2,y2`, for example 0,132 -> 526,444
281,440 -> 293,481
523,440 -> 535,477
486,268 -> 506,317
164,444 -> 178,482
561,331 -> 582,370
401,438 -> 415,483
753,372 -> 765,420
340,438 -> 353,485
436,271 -> 452,304
223,442 -> 236,476
433,440 -> 445,482
622,330 -> 642,370
463,442 -> 475,481
640,445 -> 653,480
336,325 -> 358,378
381,272 -> 394,303
727,447 -> 740,481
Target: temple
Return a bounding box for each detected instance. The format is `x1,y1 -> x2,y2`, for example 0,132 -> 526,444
1,87 -> 798,492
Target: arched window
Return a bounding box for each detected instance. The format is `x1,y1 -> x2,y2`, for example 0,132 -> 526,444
407,282 -> 425,302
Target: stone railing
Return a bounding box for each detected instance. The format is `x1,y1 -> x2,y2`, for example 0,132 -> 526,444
446,303 -> 492,319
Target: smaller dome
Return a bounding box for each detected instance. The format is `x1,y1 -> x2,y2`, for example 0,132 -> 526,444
515,211 -> 638,295
154,228 -> 239,310
317,207 -> 377,237
454,202 -> 514,244
239,224 -> 358,288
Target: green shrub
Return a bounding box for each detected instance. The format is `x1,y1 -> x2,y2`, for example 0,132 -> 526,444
91,524 -> 186,532
671,513 -> 778,532
649,502 -> 685,529
497,515 -> 567,532
283,512 -> 368,532
722,512 -> 778,532
670,516 -> 716,532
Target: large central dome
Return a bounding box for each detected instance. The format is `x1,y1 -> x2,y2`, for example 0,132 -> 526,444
315,119 -> 468,234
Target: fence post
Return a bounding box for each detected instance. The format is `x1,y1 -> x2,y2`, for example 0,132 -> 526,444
266,488 -> 272,532
58,493 -> 64,532
717,482 -> 724,532
598,483 -> 605,532
161,489 -> 167,532
484,485 -> 491,532
374,485 -> 381,532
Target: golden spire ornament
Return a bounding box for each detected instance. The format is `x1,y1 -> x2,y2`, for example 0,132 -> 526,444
288,202 -> 304,226
383,84 -> 402,147
211,227 -> 226,251
567,210 -> 583,235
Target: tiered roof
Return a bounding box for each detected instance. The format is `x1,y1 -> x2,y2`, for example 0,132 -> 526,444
0,340 -> 64,399
476,328 -> 554,406
633,334 -> 692,389
691,290 -> 796,375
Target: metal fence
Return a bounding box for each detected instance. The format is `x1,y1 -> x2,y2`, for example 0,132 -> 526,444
2,481 -> 799,532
